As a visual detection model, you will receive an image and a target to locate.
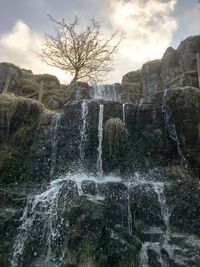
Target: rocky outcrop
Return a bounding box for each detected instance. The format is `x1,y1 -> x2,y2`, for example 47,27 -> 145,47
0,63 -> 22,93
142,59 -> 161,96
22,86 -> 200,180
0,62 -> 68,110
1,36 -> 200,267
122,35 -> 200,98
0,94 -> 51,183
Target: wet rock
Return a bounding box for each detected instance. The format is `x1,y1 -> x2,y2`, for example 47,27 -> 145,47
81,180 -> 97,195
148,248 -> 162,267
165,181 -> 200,236
130,183 -> 164,227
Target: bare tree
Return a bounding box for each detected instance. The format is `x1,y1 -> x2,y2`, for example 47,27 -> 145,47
38,16 -> 124,84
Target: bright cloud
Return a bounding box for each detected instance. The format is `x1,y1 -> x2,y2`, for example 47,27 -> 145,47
107,0 -> 177,82
110,0 -> 177,61
0,1 -> 178,84
0,20 -> 71,83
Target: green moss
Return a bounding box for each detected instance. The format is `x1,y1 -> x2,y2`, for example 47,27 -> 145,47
0,94 -> 48,184
105,118 -> 124,158
0,124 -> 36,183
16,78 -> 40,96
62,198 -> 141,267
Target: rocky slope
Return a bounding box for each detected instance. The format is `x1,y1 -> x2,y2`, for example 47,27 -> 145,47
0,35 -> 200,267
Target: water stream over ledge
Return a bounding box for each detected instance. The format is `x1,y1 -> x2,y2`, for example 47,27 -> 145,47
97,104 -> 104,179
9,94 -> 200,267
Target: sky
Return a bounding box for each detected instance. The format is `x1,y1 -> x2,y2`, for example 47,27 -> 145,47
0,0 -> 199,84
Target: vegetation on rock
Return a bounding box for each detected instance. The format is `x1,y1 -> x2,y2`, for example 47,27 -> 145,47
105,118 -> 124,158
0,94 -> 50,183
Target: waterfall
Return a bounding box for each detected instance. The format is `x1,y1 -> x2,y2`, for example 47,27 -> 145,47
79,101 -> 88,167
162,89 -> 185,161
97,104 -> 104,179
127,182 -> 133,235
154,183 -> 171,244
139,98 -> 145,107
92,84 -> 119,102
11,179 -> 63,267
50,114 -> 61,179
122,103 -> 126,125
139,181 -> 171,267
139,242 -> 150,267
139,242 -> 163,267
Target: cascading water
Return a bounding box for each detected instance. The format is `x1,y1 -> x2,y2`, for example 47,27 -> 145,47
138,181 -> 172,267
11,179 -> 64,267
79,101 -> 88,168
92,84 -> 120,102
154,183 -> 171,245
97,104 -> 104,179
162,89 -> 186,164
122,103 -> 129,136
127,182 -> 133,235
122,103 -> 126,125
162,89 -> 180,150
9,94 -> 200,267
50,114 -> 61,178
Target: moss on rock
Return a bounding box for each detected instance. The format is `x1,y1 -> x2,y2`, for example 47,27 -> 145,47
105,118 -> 124,158
0,94 -> 51,183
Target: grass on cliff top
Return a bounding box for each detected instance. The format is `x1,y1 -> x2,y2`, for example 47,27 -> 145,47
0,93 -> 45,112
0,94 -> 53,184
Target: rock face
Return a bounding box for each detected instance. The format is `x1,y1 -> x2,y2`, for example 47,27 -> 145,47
0,63 -> 22,93
0,94 -> 51,183
0,62 -> 67,110
1,36 -> 200,267
1,87 -> 200,266
122,35 -> 200,98
142,60 -> 161,96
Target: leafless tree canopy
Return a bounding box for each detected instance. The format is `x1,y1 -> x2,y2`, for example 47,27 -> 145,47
38,15 -> 124,84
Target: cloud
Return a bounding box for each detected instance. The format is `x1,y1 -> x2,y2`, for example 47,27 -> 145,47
0,20 -> 71,83
107,0 -> 177,82
0,0 -> 178,84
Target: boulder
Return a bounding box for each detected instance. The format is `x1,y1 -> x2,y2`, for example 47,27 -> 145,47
165,181 -> 200,236
161,47 -> 181,88
122,69 -> 142,84
141,59 -> 161,96
122,35 -> 200,101
0,62 -> 22,93
177,35 -> 200,73
0,94 -> 51,183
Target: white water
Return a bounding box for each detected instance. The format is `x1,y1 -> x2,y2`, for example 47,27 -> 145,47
139,242 -> 163,267
79,101 -> 88,167
162,89 -> 184,160
50,114 -> 61,178
11,180 -> 62,267
127,182 -> 133,235
92,84 -> 120,102
97,104 -> 104,179
139,98 -> 145,107
11,168 -> 176,267
122,103 -> 126,125
154,183 -> 171,245
138,181 -> 172,267
11,171 -> 122,266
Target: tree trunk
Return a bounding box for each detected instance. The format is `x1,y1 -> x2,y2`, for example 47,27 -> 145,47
71,70 -> 79,83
